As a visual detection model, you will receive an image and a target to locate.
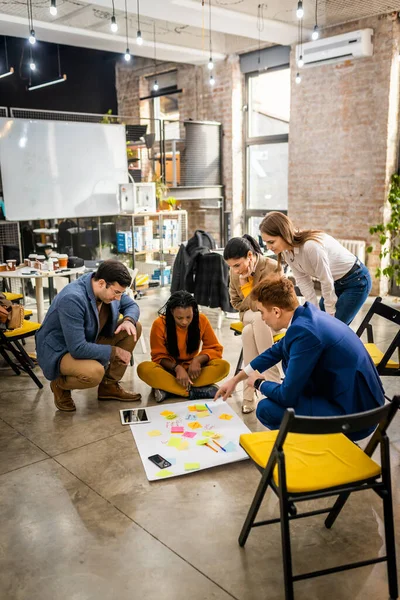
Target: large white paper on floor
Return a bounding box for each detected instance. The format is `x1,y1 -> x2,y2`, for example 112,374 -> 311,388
129,399 -> 251,481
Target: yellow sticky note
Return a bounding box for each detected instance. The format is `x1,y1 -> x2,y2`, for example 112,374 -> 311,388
177,440 -> 189,451
196,412 -> 210,418
196,438 -> 208,446
156,470 -> 174,478
166,413 -> 178,420
188,405 -> 197,412
160,410 -> 174,417
167,437 -> 182,448
219,413 -> 233,421
195,404 -> 208,411
184,462 -> 200,471
203,431 -> 217,437
210,433 -> 223,440
188,421 -> 202,430
148,430 -> 162,437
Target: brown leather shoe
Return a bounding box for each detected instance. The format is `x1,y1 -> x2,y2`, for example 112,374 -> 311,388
50,380 -> 76,412
98,381 -> 141,402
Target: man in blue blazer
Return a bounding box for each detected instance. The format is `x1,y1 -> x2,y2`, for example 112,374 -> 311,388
215,276 -> 385,440
36,260 -> 142,412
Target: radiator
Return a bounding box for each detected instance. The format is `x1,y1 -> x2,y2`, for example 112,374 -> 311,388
337,239 -> 366,264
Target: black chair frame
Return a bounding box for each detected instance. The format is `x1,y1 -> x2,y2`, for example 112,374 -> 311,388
0,329 -> 43,389
239,397 -> 400,600
356,297 -> 400,376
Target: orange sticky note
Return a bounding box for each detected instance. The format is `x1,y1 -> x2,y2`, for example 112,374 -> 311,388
188,421 -> 202,430
188,405 -> 197,412
219,413 -> 233,421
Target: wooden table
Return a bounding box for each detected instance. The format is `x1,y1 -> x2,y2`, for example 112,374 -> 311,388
0,266 -> 85,323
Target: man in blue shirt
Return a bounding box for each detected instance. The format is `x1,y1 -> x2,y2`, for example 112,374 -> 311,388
36,260 -> 142,412
215,276 -> 385,440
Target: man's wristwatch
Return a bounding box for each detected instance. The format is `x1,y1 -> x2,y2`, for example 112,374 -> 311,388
253,378 -> 265,391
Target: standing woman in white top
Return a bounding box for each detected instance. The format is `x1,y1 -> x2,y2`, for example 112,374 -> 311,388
259,212 -> 372,325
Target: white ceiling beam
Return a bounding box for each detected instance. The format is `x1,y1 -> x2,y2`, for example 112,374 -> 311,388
86,0 -> 309,45
0,13 -> 225,64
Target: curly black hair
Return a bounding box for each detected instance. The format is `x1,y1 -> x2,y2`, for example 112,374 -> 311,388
158,291 -> 200,358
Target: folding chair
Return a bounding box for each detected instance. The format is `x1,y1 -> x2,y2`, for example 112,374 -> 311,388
356,297 -> 400,376
0,320 -> 43,389
239,397 -> 400,600
3,291 -> 23,303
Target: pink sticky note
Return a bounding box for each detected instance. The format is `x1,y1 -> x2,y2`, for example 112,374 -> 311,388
183,431 -> 197,438
171,426 -> 184,433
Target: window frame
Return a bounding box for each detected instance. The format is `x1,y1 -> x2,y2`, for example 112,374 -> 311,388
245,65 -> 290,227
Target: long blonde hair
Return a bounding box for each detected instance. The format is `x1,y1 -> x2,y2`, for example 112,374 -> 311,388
260,212 -> 323,270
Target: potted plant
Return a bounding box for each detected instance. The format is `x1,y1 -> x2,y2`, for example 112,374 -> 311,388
367,173 -> 400,291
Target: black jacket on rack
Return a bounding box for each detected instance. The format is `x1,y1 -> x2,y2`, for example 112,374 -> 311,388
191,252 -> 234,312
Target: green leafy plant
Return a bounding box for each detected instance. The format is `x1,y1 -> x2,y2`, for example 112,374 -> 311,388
153,174 -> 169,203
366,173 -> 400,286
100,109 -> 120,124
166,196 -> 177,209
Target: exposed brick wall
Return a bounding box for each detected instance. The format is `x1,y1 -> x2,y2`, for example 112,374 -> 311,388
115,56 -> 244,240
288,14 -> 400,295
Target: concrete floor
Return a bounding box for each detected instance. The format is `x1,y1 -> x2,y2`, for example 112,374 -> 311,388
0,289 -> 399,600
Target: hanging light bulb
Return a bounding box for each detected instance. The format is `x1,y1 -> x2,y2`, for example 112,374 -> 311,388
124,49 -> 131,61
29,60 -> 36,71
29,29 -> 36,44
209,74 -> 215,86
295,72 -> 301,84
50,0 -> 57,16
136,30 -> 143,45
312,25 -> 319,40
296,1 -> 304,19
111,15 -> 118,32
208,57 -> 214,71
153,79 -> 159,91
298,55 -> 304,68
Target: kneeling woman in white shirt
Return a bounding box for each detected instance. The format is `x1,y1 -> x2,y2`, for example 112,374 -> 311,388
259,212 -> 371,325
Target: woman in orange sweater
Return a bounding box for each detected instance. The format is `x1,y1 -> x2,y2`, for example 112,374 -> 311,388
137,291 -> 230,402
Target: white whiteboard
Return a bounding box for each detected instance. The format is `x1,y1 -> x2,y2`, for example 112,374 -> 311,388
129,398 -> 250,481
0,118 -> 129,220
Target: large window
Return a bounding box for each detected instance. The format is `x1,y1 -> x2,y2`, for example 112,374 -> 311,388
246,67 -> 290,223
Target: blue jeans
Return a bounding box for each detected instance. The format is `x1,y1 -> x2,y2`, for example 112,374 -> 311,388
319,262 -> 372,325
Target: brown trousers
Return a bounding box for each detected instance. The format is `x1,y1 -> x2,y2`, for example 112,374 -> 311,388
55,322 -> 142,391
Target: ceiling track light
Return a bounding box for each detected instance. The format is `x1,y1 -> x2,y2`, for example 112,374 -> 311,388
28,74 -> 66,91
208,0 -> 215,85
123,0 -> 131,61
0,67 -> 14,79
312,0 -> 319,40
296,0 -> 304,19
26,0 -> 37,43
50,0 -> 57,16
29,44 -> 66,91
111,15 -> 118,32
0,36 -> 14,79
136,0 -> 143,44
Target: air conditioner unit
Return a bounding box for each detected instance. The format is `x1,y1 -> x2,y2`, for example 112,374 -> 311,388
296,29 -> 373,68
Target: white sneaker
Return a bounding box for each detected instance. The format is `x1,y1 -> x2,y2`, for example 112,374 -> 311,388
153,389 -> 168,403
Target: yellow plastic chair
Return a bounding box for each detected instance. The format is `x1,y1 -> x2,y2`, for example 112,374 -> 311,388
238,398 -> 400,600
3,291 -> 23,302
356,297 -> 399,376
0,320 -> 43,388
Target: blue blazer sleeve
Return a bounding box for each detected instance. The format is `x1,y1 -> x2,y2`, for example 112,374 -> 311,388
58,295 -> 112,365
250,338 -> 285,372
258,328 -> 323,408
119,293 -> 140,324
